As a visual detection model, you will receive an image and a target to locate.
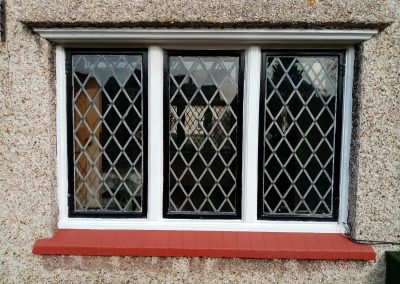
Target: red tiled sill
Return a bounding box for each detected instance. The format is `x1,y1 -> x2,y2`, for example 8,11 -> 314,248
32,229 -> 375,260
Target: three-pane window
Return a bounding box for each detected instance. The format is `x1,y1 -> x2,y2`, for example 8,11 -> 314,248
66,48 -> 344,221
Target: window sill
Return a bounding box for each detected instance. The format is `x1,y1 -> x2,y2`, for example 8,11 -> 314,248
32,229 -> 375,260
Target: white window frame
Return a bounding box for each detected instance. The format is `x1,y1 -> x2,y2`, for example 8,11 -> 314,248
37,28 -> 377,233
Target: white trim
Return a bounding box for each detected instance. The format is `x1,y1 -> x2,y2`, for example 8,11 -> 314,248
59,218 -> 341,233
242,47 -> 261,222
147,46 -> 164,221
34,28 -> 377,44
56,46 -> 69,224
338,47 -> 355,232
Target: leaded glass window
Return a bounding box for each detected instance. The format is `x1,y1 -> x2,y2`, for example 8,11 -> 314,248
64,47 -> 349,224
258,52 -> 343,220
67,50 -> 147,217
164,52 -> 244,218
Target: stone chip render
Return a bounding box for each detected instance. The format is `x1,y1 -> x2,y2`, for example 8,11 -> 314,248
0,0 -> 399,283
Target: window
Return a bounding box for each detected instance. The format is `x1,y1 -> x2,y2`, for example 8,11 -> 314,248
164,51 -> 244,219
258,51 -> 344,220
30,28 -> 381,259
64,47 -> 348,226
66,50 -> 147,217
35,28 -> 376,232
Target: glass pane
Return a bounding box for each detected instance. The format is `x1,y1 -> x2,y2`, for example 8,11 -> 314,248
71,53 -> 144,214
167,54 -> 241,216
261,55 -> 339,218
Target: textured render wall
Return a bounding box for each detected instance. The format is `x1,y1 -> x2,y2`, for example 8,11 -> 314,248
348,9 -> 400,243
0,0 -> 399,283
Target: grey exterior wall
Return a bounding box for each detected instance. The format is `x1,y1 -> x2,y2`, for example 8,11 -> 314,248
0,0 -> 399,283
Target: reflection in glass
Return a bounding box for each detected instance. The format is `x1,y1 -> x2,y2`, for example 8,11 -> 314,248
261,55 -> 339,218
167,55 -> 241,215
72,54 -> 144,213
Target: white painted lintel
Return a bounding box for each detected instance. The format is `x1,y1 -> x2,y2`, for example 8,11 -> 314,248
34,28 -> 378,44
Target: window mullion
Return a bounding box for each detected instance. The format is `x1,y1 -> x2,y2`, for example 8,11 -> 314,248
148,46 -> 164,221
242,46 -> 262,222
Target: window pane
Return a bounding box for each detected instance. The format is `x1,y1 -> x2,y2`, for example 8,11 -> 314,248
70,52 -> 146,216
166,54 -> 242,218
259,54 -> 341,219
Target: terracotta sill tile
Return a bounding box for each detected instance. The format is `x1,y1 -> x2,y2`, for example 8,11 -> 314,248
32,229 -> 375,260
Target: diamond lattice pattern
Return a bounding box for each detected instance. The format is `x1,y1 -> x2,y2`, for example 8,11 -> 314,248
72,54 -> 144,213
167,55 -> 240,215
261,56 -> 339,218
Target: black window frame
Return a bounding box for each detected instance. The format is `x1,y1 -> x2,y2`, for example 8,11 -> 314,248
163,50 -> 245,219
257,50 -> 345,221
66,48 -> 148,218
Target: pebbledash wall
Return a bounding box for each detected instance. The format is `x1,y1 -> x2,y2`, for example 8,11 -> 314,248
0,0 -> 399,283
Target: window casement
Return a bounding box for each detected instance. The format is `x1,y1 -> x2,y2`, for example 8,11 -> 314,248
164,51 -> 244,219
34,28 -> 378,233
66,49 -> 148,217
258,51 -> 344,221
